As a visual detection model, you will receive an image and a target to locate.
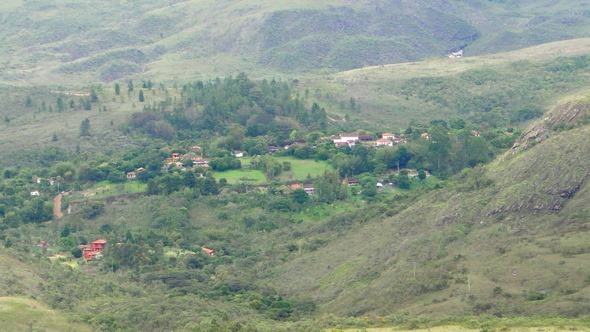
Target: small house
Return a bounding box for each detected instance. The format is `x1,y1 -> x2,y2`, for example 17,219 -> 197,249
126,171 -> 137,179
190,146 -> 202,154
83,239 -> 107,260
448,50 -> 463,58
358,134 -> 374,141
345,178 -> 359,186
382,133 -> 396,140
192,158 -> 210,167
30,191 -> 40,196
201,247 -> 215,256
340,133 -> 359,142
375,138 -> 394,147
91,239 -> 107,251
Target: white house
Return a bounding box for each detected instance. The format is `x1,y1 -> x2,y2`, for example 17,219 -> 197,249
382,133 -> 396,140
375,138 -> 394,147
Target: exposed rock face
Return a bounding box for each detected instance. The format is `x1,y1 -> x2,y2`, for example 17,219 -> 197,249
510,101 -> 589,153
489,101 -> 590,215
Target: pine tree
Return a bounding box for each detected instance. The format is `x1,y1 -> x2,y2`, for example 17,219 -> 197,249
80,118 -> 91,137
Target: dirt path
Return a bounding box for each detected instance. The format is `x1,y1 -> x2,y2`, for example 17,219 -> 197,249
53,194 -> 63,219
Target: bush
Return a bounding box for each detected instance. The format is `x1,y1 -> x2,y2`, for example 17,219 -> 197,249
71,247 -> 83,258
80,202 -> 105,219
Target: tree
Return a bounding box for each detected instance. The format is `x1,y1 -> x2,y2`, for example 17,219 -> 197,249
395,172 -> 411,190
115,83 -> 121,95
56,97 -> 64,112
80,118 -> 90,136
358,173 -> 377,197
315,170 -> 347,203
90,90 -> 98,102
127,80 -> 134,93
428,125 -> 451,176
83,98 -> 91,110
138,90 -> 145,102
418,169 -> 427,181
291,188 -> 309,205
80,202 -> 105,219
71,248 -> 83,258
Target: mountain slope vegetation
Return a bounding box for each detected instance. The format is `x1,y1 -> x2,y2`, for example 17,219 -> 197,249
0,0 -> 589,329
0,0 -> 589,83
269,101 -> 590,318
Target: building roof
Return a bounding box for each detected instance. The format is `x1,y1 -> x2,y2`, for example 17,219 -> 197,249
92,239 -> 107,244
201,247 -> 215,256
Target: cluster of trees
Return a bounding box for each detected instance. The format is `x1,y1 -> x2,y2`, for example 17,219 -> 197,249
0,168 -> 53,229
126,73 -> 327,143
208,156 -> 241,171
146,172 -> 219,196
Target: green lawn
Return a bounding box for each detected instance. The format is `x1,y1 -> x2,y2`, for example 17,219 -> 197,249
213,156 -> 333,185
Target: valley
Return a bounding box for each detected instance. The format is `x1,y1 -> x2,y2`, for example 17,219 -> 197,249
0,1 -> 589,331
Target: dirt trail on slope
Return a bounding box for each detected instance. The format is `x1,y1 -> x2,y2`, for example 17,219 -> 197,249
53,194 -> 63,219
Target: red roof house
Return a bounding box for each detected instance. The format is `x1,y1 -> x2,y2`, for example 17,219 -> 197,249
91,239 -> 107,251
201,247 -> 215,256
83,239 -> 107,260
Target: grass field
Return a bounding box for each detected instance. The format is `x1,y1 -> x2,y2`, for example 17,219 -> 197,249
69,180 -> 146,202
0,297 -> 94,332
212,156 -> 333,184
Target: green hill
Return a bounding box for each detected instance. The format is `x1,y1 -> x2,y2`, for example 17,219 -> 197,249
269,100 -> 590,319
0,0 -> 589,83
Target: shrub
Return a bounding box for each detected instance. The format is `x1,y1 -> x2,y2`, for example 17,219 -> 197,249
80,202 -> 105,219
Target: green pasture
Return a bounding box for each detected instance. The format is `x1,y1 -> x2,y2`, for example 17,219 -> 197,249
213,156 -> 333,185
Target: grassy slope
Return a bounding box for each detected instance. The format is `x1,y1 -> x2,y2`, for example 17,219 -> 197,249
0,297 -> 94,332
1,38 -> 587,165
267,101 -> 590,318
298,38 -> 590,129
0,0 -> 588,84
0,250 -> 94,331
